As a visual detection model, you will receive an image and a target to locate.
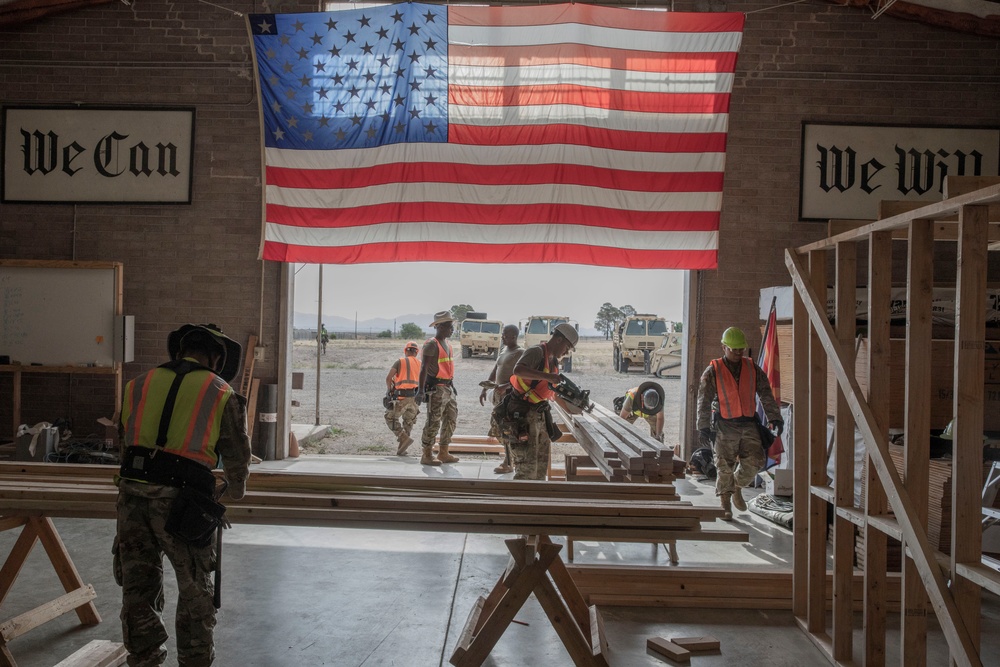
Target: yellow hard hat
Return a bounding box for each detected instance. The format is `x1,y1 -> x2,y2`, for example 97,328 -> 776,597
721,327 -> 747,349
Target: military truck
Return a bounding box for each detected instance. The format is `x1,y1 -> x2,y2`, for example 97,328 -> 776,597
612,314 -> 670,374
650,331 -> 684,379
459,312 -> 504,358
522,315 -> 576,372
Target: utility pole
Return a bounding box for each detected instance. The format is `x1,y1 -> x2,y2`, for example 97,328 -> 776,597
315,265 -> 323,426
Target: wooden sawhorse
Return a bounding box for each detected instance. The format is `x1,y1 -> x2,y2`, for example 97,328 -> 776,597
0,516 -> 102,667
450,535 -> 607,667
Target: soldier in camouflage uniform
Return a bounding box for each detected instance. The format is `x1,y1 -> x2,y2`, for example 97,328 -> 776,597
696,327 -> 782,520
416,311 -> 460,466
385,341 -> 422,455
506,323 -> 578,480
115,324 -> 251,667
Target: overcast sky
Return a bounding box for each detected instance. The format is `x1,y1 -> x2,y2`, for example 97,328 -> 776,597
293,262 -> 686,329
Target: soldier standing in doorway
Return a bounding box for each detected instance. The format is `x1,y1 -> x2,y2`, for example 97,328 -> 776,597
416,311 -> 460,466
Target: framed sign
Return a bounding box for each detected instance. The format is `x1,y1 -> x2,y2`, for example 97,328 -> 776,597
1,106 -> 194,204
799,122 -> 1000,221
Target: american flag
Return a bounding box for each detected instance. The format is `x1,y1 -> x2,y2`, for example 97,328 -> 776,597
248,4 -> 743,269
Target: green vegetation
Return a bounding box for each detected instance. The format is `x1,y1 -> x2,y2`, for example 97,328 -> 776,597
399,322 -> 424,339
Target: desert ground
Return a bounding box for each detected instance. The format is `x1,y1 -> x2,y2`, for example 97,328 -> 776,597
289,337 -> 683,459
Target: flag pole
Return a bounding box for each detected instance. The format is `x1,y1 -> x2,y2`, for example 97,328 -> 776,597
315,265 -> 323,426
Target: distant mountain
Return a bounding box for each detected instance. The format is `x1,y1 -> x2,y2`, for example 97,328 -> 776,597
293,312 -> 436,334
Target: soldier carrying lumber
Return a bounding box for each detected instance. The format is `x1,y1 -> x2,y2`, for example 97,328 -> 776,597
696,327 -> 782,520
114,324 -> 252,667
501,322 -> 578,480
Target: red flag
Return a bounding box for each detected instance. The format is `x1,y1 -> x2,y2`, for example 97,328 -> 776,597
757,298 -> 783,462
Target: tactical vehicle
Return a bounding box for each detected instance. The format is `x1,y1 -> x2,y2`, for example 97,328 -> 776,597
459,312 -> 503,358
612,314 -> 670,374
522,315 -> 576,372
650,331 -> 684,379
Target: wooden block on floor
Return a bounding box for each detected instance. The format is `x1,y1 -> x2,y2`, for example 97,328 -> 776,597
647,637 -> 690,664
669,635 -> 720,652
53,639 -> 126,667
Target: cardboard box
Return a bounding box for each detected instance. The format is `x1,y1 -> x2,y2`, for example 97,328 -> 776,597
15,427 -> 59,462
97,416 -> 120,449
764,468 -> 793,497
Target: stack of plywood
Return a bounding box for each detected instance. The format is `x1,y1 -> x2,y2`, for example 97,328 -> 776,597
776,324 -> 1000,430
554,404 -> 676,483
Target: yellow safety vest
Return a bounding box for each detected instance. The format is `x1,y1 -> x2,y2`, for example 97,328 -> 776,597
121,359 -> 232,468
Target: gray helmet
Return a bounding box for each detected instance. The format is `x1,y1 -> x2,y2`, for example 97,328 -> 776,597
167,323 -> 242,383
636,381 -> 665,416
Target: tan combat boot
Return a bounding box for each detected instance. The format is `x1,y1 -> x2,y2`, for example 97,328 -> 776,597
720,494 -> 733,521
396,433 -> 414,456
732,487 -> 747,512
420,446 -> 441,466
437,444 -> 460,464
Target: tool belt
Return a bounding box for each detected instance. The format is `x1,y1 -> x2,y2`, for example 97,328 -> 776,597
395,388 -> 417,397
425,377 -> 455,394
120,445 -> 216,496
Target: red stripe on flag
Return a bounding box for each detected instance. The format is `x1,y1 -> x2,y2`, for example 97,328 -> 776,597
449,44 -> 739,74
266,164 -> 723,193
266,203 -> 720,231
447,5 -> 746,34
263,240 -> 718,269
449,85 -> 730,115
449,125 -> 728,153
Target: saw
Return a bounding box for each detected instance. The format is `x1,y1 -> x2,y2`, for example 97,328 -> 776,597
552,374 -> 594,414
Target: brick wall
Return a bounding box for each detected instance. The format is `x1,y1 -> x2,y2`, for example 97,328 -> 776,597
1,0 -> 999,443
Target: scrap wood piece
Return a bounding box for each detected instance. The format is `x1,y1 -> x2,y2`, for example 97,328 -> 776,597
53,639 -> 126,667
669,636 -> 720,652
646,637 -> 690,664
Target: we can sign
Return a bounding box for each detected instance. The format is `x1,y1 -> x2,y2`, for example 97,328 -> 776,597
2,106 -> 194,204
799,123 -> 999,221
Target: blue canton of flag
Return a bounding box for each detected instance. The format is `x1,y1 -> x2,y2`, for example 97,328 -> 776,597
249,5 -> 448,150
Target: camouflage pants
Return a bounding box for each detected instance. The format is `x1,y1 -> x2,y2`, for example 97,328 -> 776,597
510,408 -> 550,481
713,420 -> 765,496
115,485 -> 216,667
384,397 -> 419,439
421,385 -> 457,448
489,388 -> 512,466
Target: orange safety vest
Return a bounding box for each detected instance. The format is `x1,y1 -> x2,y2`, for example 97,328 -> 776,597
393,356 -> 420,391
711,357 -> 757,420
510,343 -> 556,404
429,338 -> 454,380
121,362 -> 232,468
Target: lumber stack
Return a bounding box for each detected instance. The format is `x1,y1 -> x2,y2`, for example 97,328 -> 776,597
553,403 -> 677,483
0,462 -> 734,543
567,565 -> 903,612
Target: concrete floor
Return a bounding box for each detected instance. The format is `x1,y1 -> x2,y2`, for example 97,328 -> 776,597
2,454 -> 998,666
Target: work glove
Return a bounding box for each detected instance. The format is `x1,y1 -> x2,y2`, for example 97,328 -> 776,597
699,428 -> 714,446
769,420 -> 784,438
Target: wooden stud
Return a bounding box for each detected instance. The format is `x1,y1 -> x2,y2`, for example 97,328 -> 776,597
864,229 -> 892,667
669,636 -> 720,652
646,637 -> 690,664
807,249 -> 829,634
52,639 -> 126,667
902,219 -> 934,665
832,241 -> 856,661
951,204 -> 988,661
792,263 -> 810,618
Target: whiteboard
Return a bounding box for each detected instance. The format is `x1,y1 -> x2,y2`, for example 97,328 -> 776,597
0,262 -> 120,366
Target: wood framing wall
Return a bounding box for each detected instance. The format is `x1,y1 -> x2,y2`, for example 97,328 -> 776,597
787,178 -> 1000,667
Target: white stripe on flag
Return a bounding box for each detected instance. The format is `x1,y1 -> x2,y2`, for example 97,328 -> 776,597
265,145 -> 727,174
266,183 -> 723,212
449,24 -> 743,53
265,221 -> 719,251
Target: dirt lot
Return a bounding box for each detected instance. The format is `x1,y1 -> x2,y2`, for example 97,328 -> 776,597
289,337 -> 683,459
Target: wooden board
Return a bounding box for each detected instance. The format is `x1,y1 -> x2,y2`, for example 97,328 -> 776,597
646,637 -> 690,664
